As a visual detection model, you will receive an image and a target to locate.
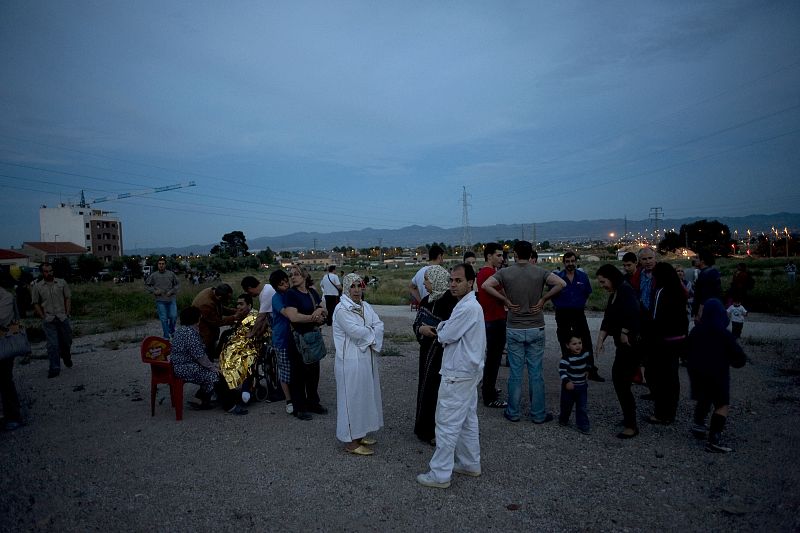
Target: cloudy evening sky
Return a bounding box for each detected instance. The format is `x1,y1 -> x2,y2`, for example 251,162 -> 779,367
1,1 -> 799,249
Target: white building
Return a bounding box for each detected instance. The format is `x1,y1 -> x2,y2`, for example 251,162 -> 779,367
39,204 -> 124,263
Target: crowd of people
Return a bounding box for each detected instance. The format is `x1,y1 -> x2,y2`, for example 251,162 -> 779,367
0,244 -> 752,487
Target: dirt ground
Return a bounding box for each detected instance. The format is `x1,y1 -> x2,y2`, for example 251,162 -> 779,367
2,307 -> 799,532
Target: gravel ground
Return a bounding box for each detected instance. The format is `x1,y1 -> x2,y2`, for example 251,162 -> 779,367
1,307 -> 799,532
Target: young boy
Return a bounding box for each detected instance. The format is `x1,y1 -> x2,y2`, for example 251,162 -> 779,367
558,335 -> 590,434
726,300 -> 747,339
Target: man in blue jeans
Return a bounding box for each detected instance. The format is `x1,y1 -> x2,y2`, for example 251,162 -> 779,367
145,257 -> 180,338
31,262 -> 73,378
482,241 -> 565,423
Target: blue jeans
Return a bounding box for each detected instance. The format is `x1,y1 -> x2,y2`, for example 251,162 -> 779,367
156,300 -> 177,338
43,317 -> 72,371
559,382 -> 589,431
505,327 -> 546,421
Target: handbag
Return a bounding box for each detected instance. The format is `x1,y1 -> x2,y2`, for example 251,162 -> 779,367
1,297 -> 31,361
293,328 -> 327,364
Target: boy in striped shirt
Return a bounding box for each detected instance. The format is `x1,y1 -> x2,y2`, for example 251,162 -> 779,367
558,335 -> 590,434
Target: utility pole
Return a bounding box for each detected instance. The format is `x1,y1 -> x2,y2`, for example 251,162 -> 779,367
649,207 -> 663,242
624,215 -> 628,241
378,237 -> 383,264
460,186 -> 471,254
312,238 -> 318,254
532,223 -> 537,248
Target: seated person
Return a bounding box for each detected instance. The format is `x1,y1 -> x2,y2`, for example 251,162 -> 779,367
218,294 -> 263,404
170,306 -> 247,415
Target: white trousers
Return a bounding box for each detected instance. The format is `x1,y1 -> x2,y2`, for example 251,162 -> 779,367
428,374 -> 482,482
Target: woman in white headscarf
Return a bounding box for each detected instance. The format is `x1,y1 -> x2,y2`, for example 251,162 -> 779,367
412,265 -> 457,445
333,273 -> 385,455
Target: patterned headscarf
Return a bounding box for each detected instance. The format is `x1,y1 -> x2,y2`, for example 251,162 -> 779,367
426,265 -> 450,302
341,273 -> 363,299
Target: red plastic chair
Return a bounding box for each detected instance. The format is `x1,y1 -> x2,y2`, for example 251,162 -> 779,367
140,336 -> 184,421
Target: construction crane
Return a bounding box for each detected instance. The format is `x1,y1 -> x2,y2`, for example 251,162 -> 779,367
78,181 -> 196,207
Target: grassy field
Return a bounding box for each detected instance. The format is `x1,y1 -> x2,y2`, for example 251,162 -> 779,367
21,257 -> 797,340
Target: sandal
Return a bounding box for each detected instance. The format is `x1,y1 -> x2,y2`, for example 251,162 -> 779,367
359,437 -> 377,446
346,445 -> 374,456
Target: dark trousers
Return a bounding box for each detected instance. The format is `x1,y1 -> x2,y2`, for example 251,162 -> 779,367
559,381 -> 589,430
43,317 -> 72,371
555,308 -> 596,372
649,339 -> 682,422
612,342 -> 639,429
731,322 -> 743,339
481,319 -> 506,403
0,358 -> 21,423
324,296 -> 339,327
287,342 -> 321,412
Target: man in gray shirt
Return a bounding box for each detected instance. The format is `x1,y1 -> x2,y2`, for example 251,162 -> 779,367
31,262 -> 73,378
482,241 -> 565,423
145,257 -> 180,338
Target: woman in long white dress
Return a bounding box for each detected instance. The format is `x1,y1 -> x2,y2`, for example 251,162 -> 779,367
333,273 -> 385,455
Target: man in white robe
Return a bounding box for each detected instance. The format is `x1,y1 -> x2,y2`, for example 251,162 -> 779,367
332,273 -> 385,455
417,263 -> 487,488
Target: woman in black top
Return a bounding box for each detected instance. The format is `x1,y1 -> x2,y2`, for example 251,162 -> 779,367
595,264 -> 641,439
647,262 -> 689,424
283,264 -> 328,421
412,265 -> 457,444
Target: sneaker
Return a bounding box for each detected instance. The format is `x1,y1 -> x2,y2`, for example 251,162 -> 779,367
453,464 -> 481,477
484,399 -> 508,408
241,391 -> 251,404
285,401 -> 294,414
63,355 -> 73,368
558,418 -> 569,427
533,413 -> 554,424
577,426 -> 591,435
705,442 -> 733,453
503,411 -> 520,422
227,404 -> 248,415
416,471 -> 450,489
3,420 -> 23,431
691,424 -> 708,439
293,411 -> 312,421
47,369 -> 60,378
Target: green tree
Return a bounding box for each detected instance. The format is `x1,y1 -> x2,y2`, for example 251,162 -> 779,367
256,247 -> 275,265
679,220 -> 732,257
51,256 -> 72,280
76,254 -> 104,281
658,231 -> 683,254
216,231 -> 249,257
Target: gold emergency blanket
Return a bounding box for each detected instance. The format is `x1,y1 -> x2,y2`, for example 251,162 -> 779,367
219,311 -> 262,390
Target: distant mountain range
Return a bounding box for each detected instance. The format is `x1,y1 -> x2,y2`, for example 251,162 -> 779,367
130,212 -> 800,255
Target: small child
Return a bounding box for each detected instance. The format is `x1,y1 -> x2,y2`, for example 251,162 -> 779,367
687,298 -> 746,453
726,300 -> 747,339
558,335 -> 590,434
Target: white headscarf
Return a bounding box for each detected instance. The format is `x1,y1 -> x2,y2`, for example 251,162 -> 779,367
340,273 -> 364,317
426,265 -> 449,302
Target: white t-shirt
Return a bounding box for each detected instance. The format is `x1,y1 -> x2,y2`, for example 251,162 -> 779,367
727,304 -> 747,323
411,265 -> 430,300
259,283 -> 276,314
320,273 -> 341,297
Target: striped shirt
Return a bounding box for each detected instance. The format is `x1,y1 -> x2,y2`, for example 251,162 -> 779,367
559,351 -> 590,385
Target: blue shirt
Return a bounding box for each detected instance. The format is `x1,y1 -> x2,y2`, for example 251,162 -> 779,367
271,291 -> 291,350
552,269 -> 592,309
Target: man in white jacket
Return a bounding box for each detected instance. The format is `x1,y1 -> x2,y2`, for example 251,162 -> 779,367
417,263 -> 487,489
